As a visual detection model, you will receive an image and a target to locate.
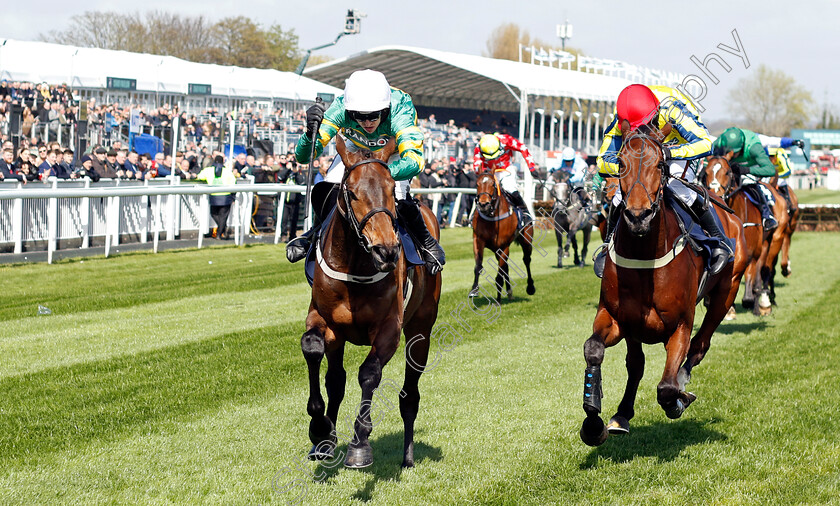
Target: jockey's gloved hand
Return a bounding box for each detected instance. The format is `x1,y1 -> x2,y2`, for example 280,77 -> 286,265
792,139 -> 805,149
305,101 -> 327,138
733,163 -> 750,175
592,172 -> 605,191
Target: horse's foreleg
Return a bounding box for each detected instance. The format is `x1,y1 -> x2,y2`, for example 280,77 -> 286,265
580,226 -> 591,267
609,339 -> 645,434
522,227 -> 535,295
658,322 -> 693,419
401,315 -> 435,468
301,324 -> 336,460
345,320 -> 401,469
580,308 -> 620,446
469,237 -> 484,298
554,228 -> 564,268
325,345 -> 346,427
780,230 -> 792,277
570,230 -> 580,266
494,248 -> 509,301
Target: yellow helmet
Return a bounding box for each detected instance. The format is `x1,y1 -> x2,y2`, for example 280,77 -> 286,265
479,134 -> 502,160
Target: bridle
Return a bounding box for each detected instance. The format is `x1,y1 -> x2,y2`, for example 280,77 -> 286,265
619,129 -> 670,217
702,157 -> 736,201
475,172 -> 499,213
338,158 -> 398,253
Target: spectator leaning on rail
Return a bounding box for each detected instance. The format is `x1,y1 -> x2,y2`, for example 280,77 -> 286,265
287,69 -> 445,275
593,84 -> 730,278
711,127 -> 805,230
196,155 -> 236,240
474,132 -> 540,229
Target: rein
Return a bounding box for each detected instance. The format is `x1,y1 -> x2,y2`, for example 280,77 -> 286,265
476,173 -> 512,221
339,158 -> 398,253
620,129 -> 670,217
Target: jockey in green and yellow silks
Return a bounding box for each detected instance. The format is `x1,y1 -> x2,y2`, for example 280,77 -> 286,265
767,147 -> 797,213
592,84 -> 730,278
711,127 -> 804,230
287,69 -> 444,274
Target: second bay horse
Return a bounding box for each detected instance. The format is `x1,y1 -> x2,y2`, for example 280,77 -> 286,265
580,121 -> 747,446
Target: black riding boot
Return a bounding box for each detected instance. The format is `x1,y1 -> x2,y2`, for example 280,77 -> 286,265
593,202 -> 620,279
691,197 -> 734,276
286,184 -> 339,263
286,221 -> 320,263
398,198 -> 446,275
749,184 -> 778,230
508,190 -> 533,228
779,185 -> 796,214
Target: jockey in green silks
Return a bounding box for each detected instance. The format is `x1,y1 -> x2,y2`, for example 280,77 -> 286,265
286,69 -> 445,275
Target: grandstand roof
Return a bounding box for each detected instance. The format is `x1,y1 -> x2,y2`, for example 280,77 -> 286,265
304,46 -> 632,112
0,39 -> 341,101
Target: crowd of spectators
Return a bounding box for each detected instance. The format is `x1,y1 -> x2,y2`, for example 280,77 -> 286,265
0,78 -> 560,235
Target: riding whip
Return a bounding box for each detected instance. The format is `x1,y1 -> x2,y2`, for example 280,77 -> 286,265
303,97 -> 324,227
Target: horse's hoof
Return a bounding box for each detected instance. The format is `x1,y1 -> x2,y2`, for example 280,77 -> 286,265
663,398 -> 686,419
724,306 -> 737,320
468,287 -> 479,298
526,283 -> 536,295
742,297 -> 755,310
402,458 -> 415,468
344,443 -> 373,468
580,414 -> 608,446
782,264 -> 791,277
607,416 -> 630,434
308,442 -> 336,461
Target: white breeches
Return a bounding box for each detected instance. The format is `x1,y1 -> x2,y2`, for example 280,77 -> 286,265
494,166 -> 519,194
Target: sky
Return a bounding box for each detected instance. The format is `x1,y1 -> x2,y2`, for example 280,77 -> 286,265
2,0 -> 838,122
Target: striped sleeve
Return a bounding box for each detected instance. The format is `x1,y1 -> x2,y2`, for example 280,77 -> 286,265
596,116 -> 621,175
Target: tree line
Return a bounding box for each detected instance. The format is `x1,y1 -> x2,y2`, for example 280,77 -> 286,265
39,10 -> 325,71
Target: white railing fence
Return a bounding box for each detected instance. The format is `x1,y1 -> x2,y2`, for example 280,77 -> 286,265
0,178 -> 480,264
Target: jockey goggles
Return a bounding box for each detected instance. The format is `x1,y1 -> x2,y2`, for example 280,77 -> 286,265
349,109 -> 385,122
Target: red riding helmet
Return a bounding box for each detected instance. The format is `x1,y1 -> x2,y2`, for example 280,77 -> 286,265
616,84 -> 660,131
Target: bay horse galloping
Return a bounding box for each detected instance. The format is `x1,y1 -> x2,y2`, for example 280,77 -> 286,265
580,121 -> 747,446
701,156 -> 767,315
774,179 -> 799,279
301,136 -> 442,468
470,171 -> 536,300
551,180 -> 594,268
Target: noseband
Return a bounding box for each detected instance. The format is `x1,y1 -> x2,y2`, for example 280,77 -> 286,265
476,173 -> 499,210
340,158 -> 398,253
620,130 -> 670,216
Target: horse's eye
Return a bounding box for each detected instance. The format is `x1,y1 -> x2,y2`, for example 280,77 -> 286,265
346,190 -> 358,201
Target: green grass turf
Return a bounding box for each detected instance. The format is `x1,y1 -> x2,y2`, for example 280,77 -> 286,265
795,186 -> 840,205
1,227 -> 839,504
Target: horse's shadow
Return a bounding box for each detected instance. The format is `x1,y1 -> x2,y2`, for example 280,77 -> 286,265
314,431 -> 443,502
579,417 -> 726,469
713,319 -> 769,335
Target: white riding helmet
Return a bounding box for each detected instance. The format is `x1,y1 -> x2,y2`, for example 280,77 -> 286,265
561,147 -> 576,161
344,70 -> 392,112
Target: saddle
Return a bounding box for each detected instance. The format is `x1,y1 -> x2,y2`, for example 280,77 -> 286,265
664,193 -> 736,273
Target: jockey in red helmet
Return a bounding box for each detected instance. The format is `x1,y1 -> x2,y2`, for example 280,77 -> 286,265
593,84 -> 731,278
474,132 -> 540,227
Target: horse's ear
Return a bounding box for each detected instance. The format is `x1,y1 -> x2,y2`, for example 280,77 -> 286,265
335,135 -> 349,166
660,122 -> 673,139
723,150 -> 735,161
620,119 -> 632,134
378,138 -> 397,162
